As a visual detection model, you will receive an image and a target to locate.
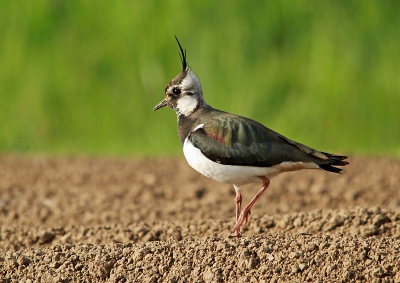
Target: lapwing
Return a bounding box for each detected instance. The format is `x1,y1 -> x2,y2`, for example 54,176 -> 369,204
154,37 -> 349,237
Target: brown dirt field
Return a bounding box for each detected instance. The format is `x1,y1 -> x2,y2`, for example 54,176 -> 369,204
1,155 -> 400,282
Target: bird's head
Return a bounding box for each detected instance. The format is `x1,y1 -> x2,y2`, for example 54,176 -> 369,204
153,37 -> 205,117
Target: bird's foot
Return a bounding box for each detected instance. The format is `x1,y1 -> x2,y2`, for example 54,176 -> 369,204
229,209 -> 251,238
229,228 -> 241,238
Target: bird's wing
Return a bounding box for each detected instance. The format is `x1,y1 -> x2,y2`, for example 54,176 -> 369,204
188,114 -> 347,169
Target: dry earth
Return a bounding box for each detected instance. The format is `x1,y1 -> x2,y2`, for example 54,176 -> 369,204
0,155 -> 400,282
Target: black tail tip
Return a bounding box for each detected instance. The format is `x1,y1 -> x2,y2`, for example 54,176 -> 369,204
319,164 -> 346,174
319,155 -> 349,174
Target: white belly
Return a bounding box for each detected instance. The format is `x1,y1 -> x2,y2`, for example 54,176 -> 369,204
183,137 -> 274,185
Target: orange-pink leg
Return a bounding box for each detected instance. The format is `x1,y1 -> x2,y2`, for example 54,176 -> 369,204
230,176 -> 270,237
233,185 -> 242,221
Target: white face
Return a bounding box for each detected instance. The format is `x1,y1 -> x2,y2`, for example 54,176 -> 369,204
157,67 -> 204,117
176,94 -> 199,117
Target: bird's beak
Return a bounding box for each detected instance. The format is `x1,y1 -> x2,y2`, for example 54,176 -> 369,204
153,99 -> 168,111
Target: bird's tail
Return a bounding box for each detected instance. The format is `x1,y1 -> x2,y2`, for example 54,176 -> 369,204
318,153 -> 349,174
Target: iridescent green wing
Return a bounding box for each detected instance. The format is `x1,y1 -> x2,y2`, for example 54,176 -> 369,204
189,114 -> 347,169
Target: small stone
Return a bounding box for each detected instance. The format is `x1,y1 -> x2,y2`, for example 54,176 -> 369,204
289,252 -> 301,259
265,253 -> 274,261
17,256 -> 31,267
248,257 -> 259,269
372,214 -> 390,227
291,264 -> 300,273
39,231 -> 56,244
293,217 -> 303,227
277,216 -> 291,229
50,261 -> 61,268
306,243 -> 318,251
349,226 -> 359,236
241,249 -> 251,258
75,263 -> 84,270
203,267 -> 215,282
360,225 -> 378,237
298,263 -> 307,271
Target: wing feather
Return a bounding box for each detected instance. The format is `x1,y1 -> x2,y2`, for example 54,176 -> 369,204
188,114 -> 348,170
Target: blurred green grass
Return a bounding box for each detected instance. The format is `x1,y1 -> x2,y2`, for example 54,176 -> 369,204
0,1 -> 399,157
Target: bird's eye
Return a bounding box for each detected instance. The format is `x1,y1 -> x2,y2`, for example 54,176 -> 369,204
172,87 -> 181,95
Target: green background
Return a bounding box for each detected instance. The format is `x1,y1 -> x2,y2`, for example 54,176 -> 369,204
1,1 -> 399,157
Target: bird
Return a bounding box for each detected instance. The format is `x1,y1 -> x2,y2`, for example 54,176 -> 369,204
153,37 -> 349,237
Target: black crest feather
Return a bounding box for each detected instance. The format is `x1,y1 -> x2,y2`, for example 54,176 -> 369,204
175,36 -> 187,70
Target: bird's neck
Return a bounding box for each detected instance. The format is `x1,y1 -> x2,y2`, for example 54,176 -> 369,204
177,103 -> 212,145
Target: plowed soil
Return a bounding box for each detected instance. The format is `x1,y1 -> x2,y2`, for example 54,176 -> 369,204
1,156 -> 400,282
